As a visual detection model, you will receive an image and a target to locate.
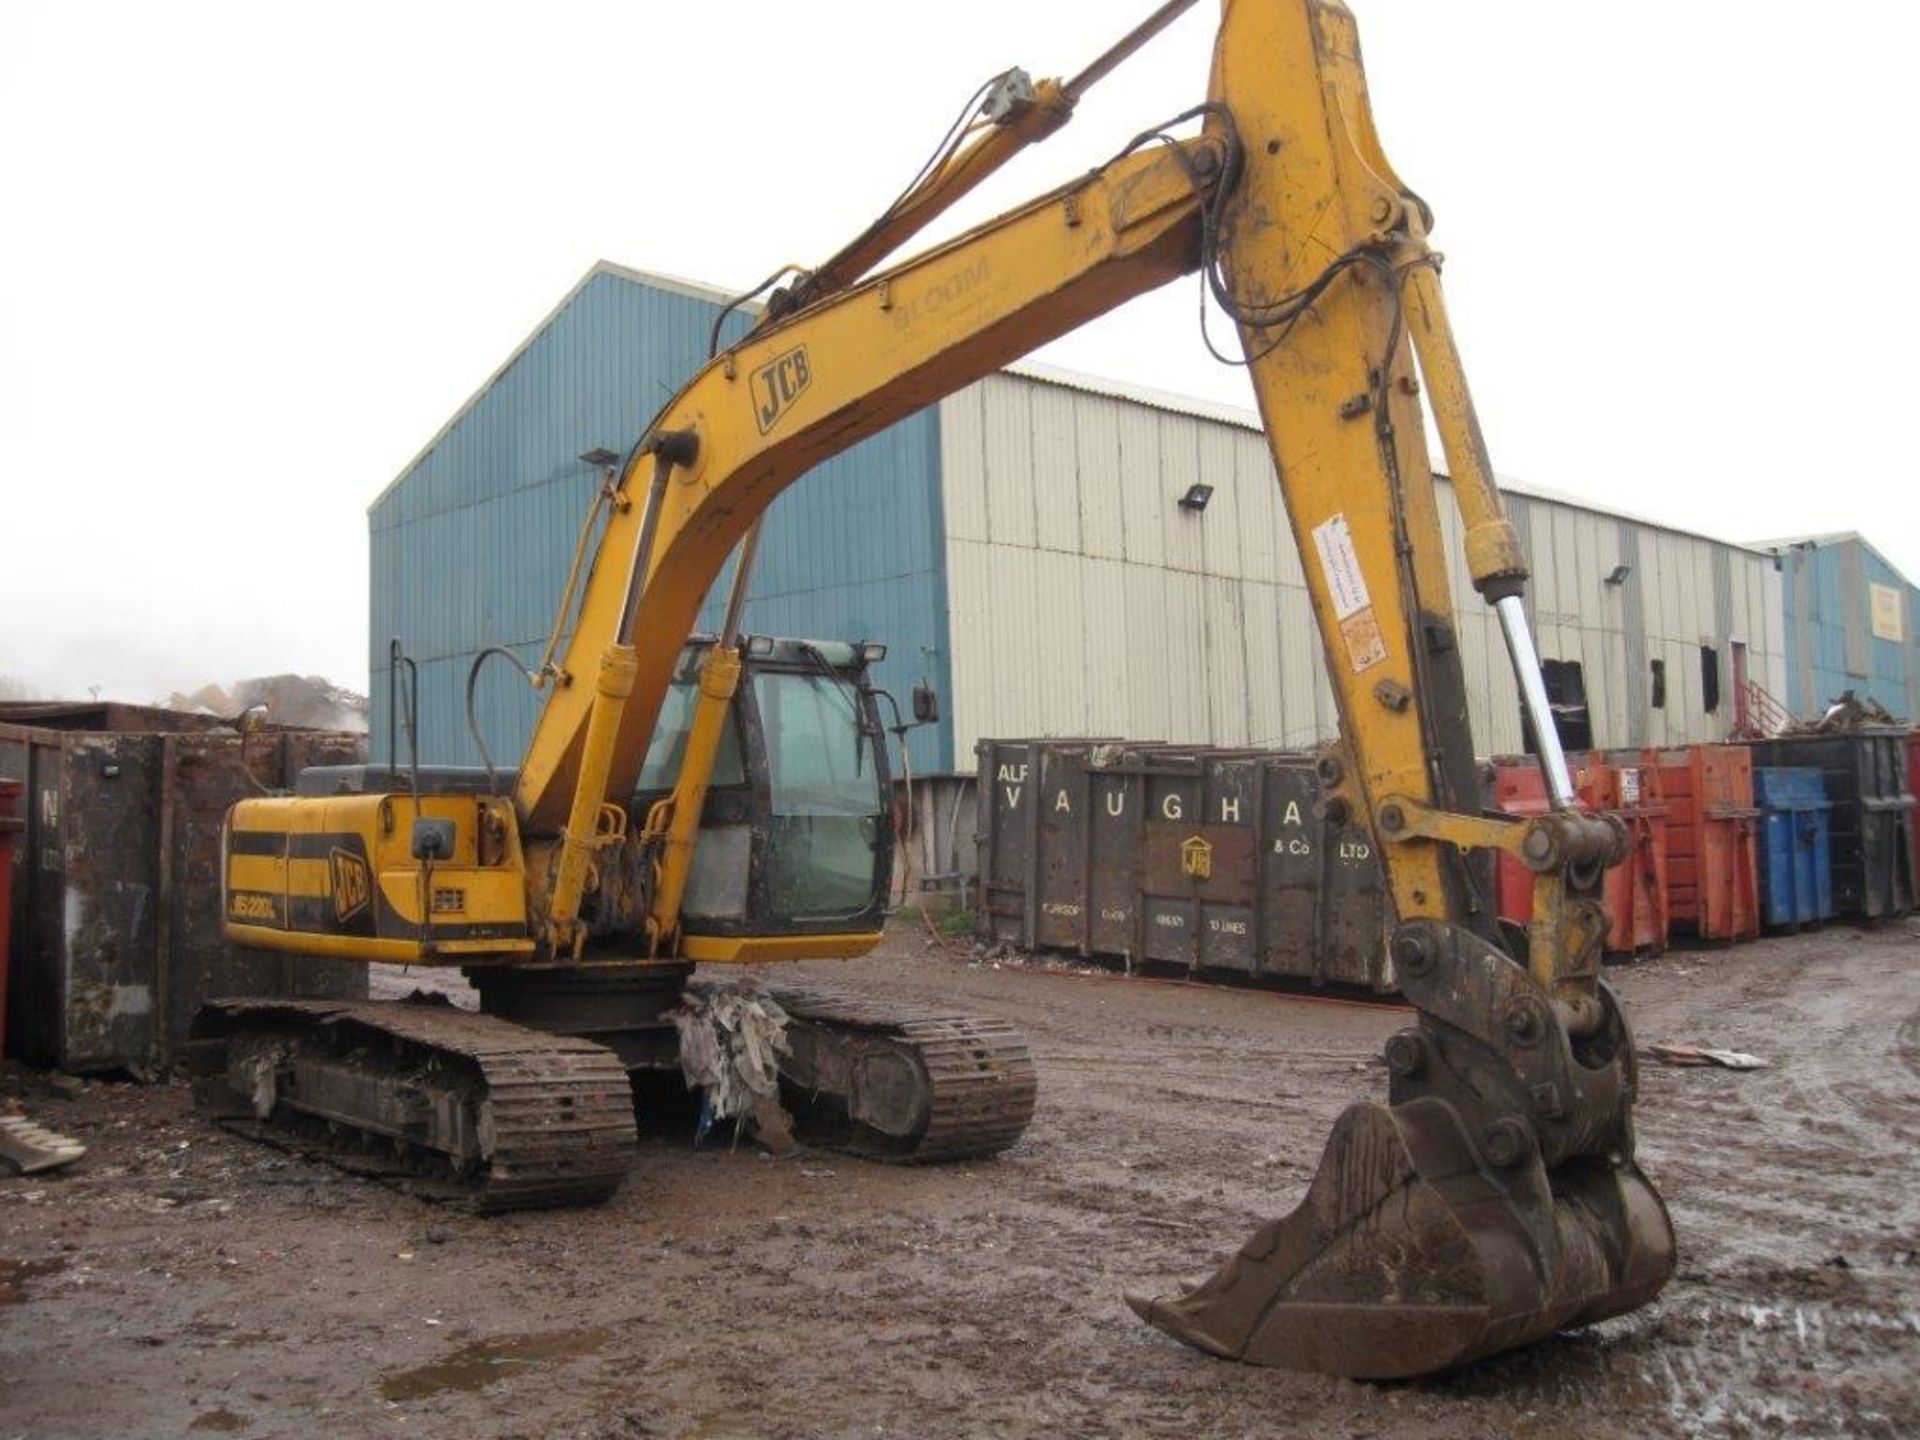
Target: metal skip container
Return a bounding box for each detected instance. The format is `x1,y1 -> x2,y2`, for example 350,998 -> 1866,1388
1753,767 -> 1834,928
1748,730 -> 1915,922
0,703 -> 369,1073
976,739 -> 1390,991
1642,744 -> 1761,942
1910,731 -> 1920,898
0,779 -> 21,1055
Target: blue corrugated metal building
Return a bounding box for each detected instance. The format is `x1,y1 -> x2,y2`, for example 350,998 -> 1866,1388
368,263 -> 954,777
1759,532 -> 1919,722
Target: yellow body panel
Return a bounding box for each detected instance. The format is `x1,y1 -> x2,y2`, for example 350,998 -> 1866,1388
223,924 -> 535,965
223,791 -> 533,965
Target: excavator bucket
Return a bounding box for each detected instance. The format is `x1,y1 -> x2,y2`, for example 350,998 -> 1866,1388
1127,1096 -> 1675,1379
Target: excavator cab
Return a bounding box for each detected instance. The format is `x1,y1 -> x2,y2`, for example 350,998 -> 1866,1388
636,635 -> 894,951
275,633 -> 896,962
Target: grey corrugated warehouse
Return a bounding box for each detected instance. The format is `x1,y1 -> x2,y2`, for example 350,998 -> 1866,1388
369,263 -> 1794,888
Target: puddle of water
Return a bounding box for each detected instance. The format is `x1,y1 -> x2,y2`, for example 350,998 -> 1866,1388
378,1327 -> 611,1403
0,1256 -> 69,1305
189,1409 -> 247,1433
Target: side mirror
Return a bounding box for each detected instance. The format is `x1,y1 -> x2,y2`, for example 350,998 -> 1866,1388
912,684 -> 940,725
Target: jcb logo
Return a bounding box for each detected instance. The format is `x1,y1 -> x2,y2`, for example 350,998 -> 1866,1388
330,846 -> 372,923
1180,834 -> 1213,881
751,346 -> 811,434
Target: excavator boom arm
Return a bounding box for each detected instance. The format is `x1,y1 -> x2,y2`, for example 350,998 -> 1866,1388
511,136 -> 1222,833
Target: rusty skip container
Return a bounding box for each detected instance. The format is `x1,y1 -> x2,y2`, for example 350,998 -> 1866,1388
1748,729 -> 1915,921
977,739 -> 1390,990
0,703 -> 368,1073
1642,745 -> 1761,942
979,739 -> 1100,951
1137,748 -> 1388,988
976,738 -> 1157,954
0,778 -> 21,1057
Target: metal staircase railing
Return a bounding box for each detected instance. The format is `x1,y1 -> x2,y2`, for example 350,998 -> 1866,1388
1732,675 -> 1796,740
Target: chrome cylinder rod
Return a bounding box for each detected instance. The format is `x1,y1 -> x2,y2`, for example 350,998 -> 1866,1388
1494,593 -> 1577,811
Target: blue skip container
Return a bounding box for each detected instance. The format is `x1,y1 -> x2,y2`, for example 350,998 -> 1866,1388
1754,767 -> 1833,927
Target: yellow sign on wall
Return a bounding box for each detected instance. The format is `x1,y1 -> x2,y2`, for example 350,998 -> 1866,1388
1870,583 -> 1904,643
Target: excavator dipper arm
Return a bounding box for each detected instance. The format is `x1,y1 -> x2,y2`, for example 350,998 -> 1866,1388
1125,0 -> 1674,1376
505,0 -> 1673,1377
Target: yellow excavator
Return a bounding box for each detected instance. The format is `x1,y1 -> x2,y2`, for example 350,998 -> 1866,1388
193,0 -> 1675,1380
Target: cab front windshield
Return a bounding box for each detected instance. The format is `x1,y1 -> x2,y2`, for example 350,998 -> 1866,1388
754,668 -> 883,918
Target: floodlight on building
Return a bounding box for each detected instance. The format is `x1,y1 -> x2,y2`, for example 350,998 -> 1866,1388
1604,564 -> 1632,586
1178,482 -> 1214,513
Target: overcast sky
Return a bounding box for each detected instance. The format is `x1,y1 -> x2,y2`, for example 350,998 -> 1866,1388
3,1 -> 1915,704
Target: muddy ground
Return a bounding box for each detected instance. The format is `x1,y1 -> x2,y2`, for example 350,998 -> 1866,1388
2,921 -> 1916,1439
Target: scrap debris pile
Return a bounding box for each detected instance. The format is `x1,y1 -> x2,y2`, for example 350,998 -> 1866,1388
672,985 -> 792,1143
1802,690 -> 1906,732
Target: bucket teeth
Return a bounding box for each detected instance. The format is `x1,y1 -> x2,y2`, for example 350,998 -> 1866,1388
1127,1097 -> 1674,1379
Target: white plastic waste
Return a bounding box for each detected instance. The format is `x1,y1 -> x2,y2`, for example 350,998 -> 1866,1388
672,985 -> 791,1131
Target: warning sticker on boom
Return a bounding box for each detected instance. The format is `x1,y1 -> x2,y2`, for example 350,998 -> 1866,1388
1312,513 -> 1388,673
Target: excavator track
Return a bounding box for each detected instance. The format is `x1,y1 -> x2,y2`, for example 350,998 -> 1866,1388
190,996 -> 636,1213
758,983 -> 1036,1162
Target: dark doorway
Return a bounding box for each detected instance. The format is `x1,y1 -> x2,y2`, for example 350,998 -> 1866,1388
1522,659 -> 1593,755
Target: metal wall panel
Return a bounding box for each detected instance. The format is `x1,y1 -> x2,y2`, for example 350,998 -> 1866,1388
944,538 -> 994,768
1197,422 -> 1243,581
982,373 -> 1038,550
1029,382 -> 1082,555
1160,415 -> 1206,575
1277,591 -> 1332,749
369,265 -> 953,776
1769,536 -> 1917,721
938,382 -> 989,545
1242,582 -> 1286,747
1122,562 -> 1173,740
1860,542 -> 1916,715
1162,570 -> 1210,740
1231,428 -> 1282,584
1080,557 -> 1132,736
943,371 -> 1798,764
1033,550 -> 1091,737
1204,574 -> 1250,746
1909,588 -> 1920,722
984,543 -> 1042,741
1116,402 -> 1166,568
1072,394 -> 1126,560
1761,563 -> 1789,703
1841,542 -> 1870,678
